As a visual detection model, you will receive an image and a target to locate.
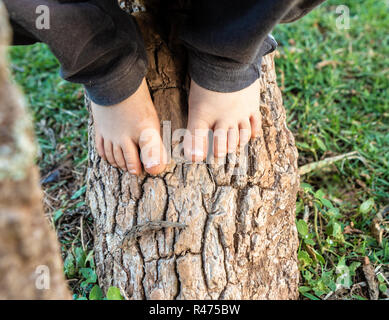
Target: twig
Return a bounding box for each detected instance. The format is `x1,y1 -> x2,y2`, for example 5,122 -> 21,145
323,291 -> 334,300
80,215 -> 85,252
299,151 -> 361,175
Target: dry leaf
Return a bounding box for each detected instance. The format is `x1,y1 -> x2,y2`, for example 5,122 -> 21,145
371,217 -> 384,246
356,179 -> 367,189
362,257 -> 379,300
344,225 -> 363,235
316,60 -> 339,69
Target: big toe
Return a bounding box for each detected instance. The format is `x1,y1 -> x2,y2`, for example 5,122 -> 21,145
139,127 -> 167,175
184,119 -> 210,162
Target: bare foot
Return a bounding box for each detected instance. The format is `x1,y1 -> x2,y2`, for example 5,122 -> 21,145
91,78 -> 166,175
184,79 -> 261,162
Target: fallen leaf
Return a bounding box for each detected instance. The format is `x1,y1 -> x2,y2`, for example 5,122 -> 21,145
316,60 -> 339,69
344,225 -> 363,235
356,179 -> 367,189
362,257 -> 379,300
371,217 -> 384,246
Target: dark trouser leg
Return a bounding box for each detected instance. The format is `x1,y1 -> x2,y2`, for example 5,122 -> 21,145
4,0 -> 148,106
10,20 -> 38,45
179,0 -> 326,92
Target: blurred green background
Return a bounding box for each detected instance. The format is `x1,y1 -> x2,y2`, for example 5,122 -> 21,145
8,0 -> 389,300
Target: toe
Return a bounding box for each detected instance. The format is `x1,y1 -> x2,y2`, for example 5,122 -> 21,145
104,140 -> 117,168
139,128 -> 167,175
239,120 -> 251,147
113,144 -> 127,171
213,123 -> 228,159
184,119 -> 210,162
95,131 -> 106,160
250,112 -> 261,138
227,127 -> 239,154
122,140 -> 142,175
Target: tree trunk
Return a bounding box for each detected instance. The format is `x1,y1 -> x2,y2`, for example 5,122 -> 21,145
0,3 -> 70,300
87,4 -> 300,300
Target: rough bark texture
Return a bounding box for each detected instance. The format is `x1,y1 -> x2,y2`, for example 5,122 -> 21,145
87,7 -> 300,300
0,4 -> 70,300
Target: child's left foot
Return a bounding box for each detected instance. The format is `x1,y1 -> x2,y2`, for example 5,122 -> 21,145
184,79 -> 261,161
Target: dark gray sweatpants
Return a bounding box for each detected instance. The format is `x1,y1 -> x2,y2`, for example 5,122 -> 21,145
4,0 -> 325,106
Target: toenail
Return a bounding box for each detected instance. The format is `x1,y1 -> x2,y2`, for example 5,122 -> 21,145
129,169 -> 137,174
191,149 -> 204,157
144,160 -> 160,169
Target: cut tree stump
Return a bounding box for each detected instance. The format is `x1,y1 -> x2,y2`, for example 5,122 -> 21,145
0,3 -> 70,300
87,3 -> 300,300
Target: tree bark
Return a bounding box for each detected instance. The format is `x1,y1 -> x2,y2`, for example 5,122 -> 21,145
87,4 -> 300,300
0,3 -> 70,300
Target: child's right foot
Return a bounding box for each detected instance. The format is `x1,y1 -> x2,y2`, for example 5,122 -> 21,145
91,78 -> 166,176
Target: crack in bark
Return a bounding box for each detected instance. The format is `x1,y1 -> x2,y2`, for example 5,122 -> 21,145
172,255 -> 181,299
200,193 -> 211,295
217,225 -> 229,299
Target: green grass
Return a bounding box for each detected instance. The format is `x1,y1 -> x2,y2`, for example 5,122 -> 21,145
8,0 -> 388,300
274,0 -> 389,299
